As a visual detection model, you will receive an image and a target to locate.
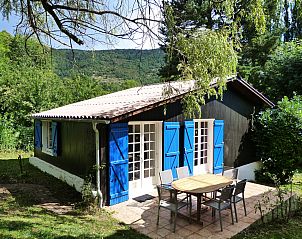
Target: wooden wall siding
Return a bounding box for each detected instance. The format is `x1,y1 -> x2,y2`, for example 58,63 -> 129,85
35,121 -> 96,178
125,88 -> 258,167
200,89 -> 256,167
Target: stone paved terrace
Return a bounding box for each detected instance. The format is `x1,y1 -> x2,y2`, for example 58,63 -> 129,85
106,182 -> 278,239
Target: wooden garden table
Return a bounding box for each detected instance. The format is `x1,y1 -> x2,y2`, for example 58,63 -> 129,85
172,174 -> 233,222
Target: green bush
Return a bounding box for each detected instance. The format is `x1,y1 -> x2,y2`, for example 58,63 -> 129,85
255,95 -> 302,184
0,115 -> 19,151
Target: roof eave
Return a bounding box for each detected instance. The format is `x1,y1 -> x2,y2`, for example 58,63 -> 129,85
235,77 -> 275,108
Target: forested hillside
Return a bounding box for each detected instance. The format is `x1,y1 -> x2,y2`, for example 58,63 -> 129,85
0,31 -> 165,151
52,48 -> 165,84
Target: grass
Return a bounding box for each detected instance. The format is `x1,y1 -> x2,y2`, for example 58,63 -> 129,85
0,151 -> 32,160
232,213 -> 302,239
283,169 -> 302,197
0,152 -> 149,239
233,169 -> 302,239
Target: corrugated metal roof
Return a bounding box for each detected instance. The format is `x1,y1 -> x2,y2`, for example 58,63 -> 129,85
32,80 -> 197,120
32,77 -> 274,121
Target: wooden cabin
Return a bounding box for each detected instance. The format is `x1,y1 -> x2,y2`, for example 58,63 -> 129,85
30,77 -> 273,206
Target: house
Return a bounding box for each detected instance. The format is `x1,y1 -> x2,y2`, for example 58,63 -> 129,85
30,77 -> 274,206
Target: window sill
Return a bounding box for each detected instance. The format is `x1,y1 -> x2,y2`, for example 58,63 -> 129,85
42,148 -> 54,156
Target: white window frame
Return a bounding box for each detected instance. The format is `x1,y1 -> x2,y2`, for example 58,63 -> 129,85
42,120 -> 54,156
128,121 -> 162,197
193,119 -> 214,174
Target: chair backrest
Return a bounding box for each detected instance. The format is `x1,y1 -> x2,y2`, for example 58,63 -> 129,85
223,168 -> 239,181
159,169 -> 174,185
176,166 -> 189,179
234,179 -> 247,196
220,185 -> 235,201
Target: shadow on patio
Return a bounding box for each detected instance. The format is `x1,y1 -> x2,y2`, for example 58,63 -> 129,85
106,182 -> 280,239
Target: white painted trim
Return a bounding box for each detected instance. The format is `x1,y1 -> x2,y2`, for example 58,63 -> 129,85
224,161 -> 261,181
29,157 -> 84,192
207,120 -> 214,174
41,120 -> 54,156
193,119 -> 215,175
156,122 -> 163,185
193,119 -> 215,122
128,121 -> 162,198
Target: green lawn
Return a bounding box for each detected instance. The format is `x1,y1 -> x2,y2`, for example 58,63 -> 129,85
232,214 -> 302,239
233,170 -> 302,239
0,153 -> 149,239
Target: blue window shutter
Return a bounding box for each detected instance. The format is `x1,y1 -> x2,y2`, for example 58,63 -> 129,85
213,120 -> 224,174
34,120 -> 42,150
183,121 -> 194,176
109,123 -> 129,205
163,122 -> 180,179
52,122 -> 58,156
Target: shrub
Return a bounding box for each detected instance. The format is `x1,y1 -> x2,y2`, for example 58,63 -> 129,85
255,95 -> 302,184
0,115 -> 19,151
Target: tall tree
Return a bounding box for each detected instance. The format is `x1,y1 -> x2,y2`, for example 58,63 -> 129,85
251,40 -> 302,102
239,0 -> 302,82
159,0 -> 267,115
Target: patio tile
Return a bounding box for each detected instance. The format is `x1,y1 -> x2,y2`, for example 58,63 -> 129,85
157,218 -> 170,228
205,223 -> 224,234
175,227 -> 193,237
148,232 -> 163,239
165,233 -> 184,239
196,228 -> 213,237
183,223 -> 202,233
156,227 -> 171,237
106,182 -> 284,239
187,232 -> 205,239
225,221 -> 249,233
214,229 -> 236,239
176,218 -> 190,227
240,216 -> 256,224
136,226 -> 154,235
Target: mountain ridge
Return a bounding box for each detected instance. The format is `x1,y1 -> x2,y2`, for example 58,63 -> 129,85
52,48 -> 165,85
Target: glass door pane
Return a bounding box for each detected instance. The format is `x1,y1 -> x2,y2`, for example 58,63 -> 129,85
194,120 -> 210,175
128,124 -> 141,181
143,123 -> 156,178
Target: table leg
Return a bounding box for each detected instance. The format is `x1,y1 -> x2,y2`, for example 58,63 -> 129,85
197,194 -> 201,222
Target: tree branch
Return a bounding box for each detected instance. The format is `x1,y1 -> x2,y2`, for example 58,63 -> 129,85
40,0 -> 84,45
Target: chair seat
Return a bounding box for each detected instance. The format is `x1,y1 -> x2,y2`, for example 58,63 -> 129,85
203,200 -> 231,210
157,184 -> 192,233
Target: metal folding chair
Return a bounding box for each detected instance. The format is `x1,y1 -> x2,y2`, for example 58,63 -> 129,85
232,179 -> 247,222
203,185 -> 235,231
156,185 -> 192,232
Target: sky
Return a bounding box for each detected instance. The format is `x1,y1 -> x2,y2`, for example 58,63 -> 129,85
0,13 -> 160,50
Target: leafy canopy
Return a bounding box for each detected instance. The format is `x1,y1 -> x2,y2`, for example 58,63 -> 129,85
176,30 -> 237,117
160,0 -> 266,115
239,0 -> 302,99
249,40 -> 302,102
255,95 -> 302,184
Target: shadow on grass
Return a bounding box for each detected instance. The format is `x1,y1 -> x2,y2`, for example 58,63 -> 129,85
0,158 -> 81,208
0,220 -> 34,231
0,208 -> 149,239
